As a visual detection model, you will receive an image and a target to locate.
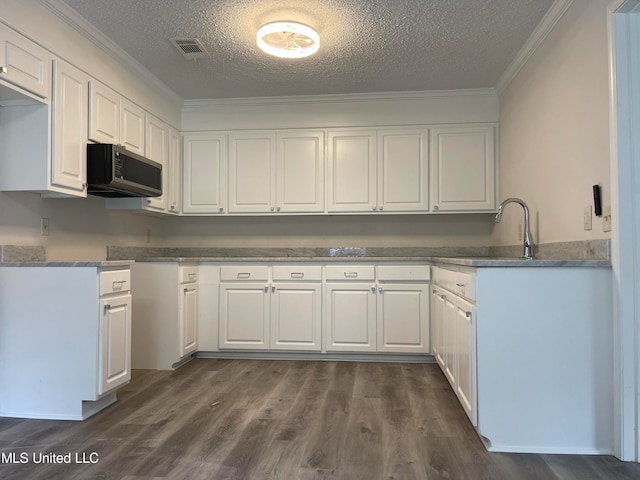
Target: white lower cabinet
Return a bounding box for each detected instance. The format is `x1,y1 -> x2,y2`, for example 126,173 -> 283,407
325,264 -> 430,353
218,265 -> 322,351
131,262 -> 199,369
0,265 -> 132,420
431,269 -> 477,426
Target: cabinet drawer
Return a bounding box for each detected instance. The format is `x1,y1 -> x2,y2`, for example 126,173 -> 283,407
220,265 -> 269,281
100,269 -> 131,295
180,264 -> 198,284
377,265 -> 430,282
272,265 -> 322,281
436,268 -> 476,302
325,265 -> 375,281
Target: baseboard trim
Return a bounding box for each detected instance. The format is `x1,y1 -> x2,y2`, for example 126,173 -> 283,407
195,351 -> 435,364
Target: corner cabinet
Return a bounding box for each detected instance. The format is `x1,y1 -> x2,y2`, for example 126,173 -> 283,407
0,265 -> 132,420
430,125 -> 496,212
131,262 -> 199,370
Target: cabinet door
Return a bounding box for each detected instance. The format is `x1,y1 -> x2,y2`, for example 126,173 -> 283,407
180,284 -> 198,357
432,287 -> 445,367
88,80 -> 119,144
183,133 -> 226,214
228,132 -> 276,213
219,283 -> 270,349
442,292 -> 457,387
376,283 -> 429,353
327,130 -> 377,212
276,131 -> 325,213
51,60 -> 88,196
144,114 -> 169,211
99,294 -> 132,395
454,297 -> 477,426
119,98 -> 145,155
324,283 -> 376,352
430,125 -> 496,212
271,283 -> 322,351
378,129 -> 428,212
0,25 -> 50,99
167,127 -> 182,214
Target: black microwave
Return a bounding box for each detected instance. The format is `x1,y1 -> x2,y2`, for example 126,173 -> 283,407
87,144 -> 162,197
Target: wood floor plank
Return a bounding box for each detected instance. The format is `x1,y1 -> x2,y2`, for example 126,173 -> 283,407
0,358 -> 636,480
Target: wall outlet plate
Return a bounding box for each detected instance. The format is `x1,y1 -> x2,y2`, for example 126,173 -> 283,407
584,206 -> 592,231
41,218 -> 49,236
603,205 -> 612,232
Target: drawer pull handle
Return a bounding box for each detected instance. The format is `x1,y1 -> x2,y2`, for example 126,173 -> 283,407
456,283 -> 464,287
184,288 -> 196,293
290,272 -> 304,278
237,272 -> 251,279
344,272 -> 358,278
112,280 -> 127,290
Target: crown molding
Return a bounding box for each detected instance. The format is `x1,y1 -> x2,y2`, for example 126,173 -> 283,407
183,88 -> 498,108
40,0 -> 182,105
495,0 -> 575,95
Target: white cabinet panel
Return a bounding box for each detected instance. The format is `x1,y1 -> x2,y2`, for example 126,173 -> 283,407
88,80 -> 119,144
144,113 -> 169,211
120,98 -> 145,155
430,125 -> 495,212
99,294 -> 132,395
180,284 -> 198,356
327,130 -> 377,212
431,286 -> 445,368
324,284 -> 377,352
219,283 -> 270,349
183,133 -> 226,214
0,24 -> 50,99
51,60 -> 88,196
454,297 -> 476,425
276,131 -> 324,212
378,129 -> 428,212
271,283 -> 322,351
376,283 -> 429,353
167,127 -> 182,214
228,132 -> 275,213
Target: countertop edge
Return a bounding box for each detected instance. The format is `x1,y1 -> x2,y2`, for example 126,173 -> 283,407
0,260 -> 135,268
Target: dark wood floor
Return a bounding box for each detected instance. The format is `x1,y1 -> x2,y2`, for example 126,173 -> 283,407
0,359 -> 638,480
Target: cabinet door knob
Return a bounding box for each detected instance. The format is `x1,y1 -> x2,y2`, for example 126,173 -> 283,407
219,207 -> 224,212
378,287 -> 383,293
434,205 -> 439,211
372,206 -> 377,211
270,206 -> 275,212
0,66 -> 7,74
465,311 -> 472,318
264,285 -> 269,292
379,206 -> 383,211
371,287 -> 376,293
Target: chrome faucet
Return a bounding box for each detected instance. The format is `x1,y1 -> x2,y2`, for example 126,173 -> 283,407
495,198 -> 535,259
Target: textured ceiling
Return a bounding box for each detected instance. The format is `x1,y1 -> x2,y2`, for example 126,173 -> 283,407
63,0 -> 554,100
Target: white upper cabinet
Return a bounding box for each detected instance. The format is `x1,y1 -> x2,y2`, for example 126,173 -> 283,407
88,80 -> 119,144
88,80 -> 146,158
120,98 -> 145,155
377,128 -> 429,212
143,113 -> 169,211
0,23 -> 50,100
51,59 -> 88,196
276,131 -> 325,213
328,128 -> 428,213
430,125 -> 496,212
167,127 -> 182,214
228,132 -> 276,213
327,130 -> 377,212
183,133 -> 226,214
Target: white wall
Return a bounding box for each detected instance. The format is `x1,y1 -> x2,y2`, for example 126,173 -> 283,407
495,0 -> 612,246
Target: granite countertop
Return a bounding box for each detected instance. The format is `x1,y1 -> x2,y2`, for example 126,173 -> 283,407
0,260 -> 134,268
130,256 -> 610,267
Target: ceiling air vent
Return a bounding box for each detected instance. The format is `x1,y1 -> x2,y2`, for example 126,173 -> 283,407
171,38 -> 208,60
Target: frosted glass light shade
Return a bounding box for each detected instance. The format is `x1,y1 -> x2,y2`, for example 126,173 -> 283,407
257,21 -> 320,59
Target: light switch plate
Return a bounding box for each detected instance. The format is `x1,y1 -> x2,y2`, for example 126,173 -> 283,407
584,206 -> 592,231
603,206 -> 612,232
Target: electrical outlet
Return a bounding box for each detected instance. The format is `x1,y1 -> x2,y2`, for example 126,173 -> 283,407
584,206 -> 592,231
41,218 -> 49,236
146,228 -> 151,243
603,205 -> 612,232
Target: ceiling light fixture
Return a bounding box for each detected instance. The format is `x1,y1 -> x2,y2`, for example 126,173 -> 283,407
256,21 -> 319,59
